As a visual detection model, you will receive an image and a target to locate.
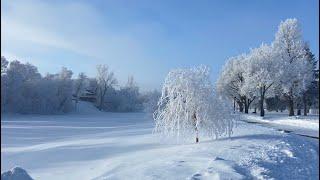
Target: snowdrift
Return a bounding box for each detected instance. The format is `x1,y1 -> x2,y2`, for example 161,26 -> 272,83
1,167 -> 33,180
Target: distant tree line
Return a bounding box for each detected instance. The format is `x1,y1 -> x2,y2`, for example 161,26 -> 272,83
1,57 -> 160,114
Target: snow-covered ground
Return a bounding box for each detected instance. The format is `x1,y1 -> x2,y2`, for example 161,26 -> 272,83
1,103 -> 319,179
241,112 -> 319,138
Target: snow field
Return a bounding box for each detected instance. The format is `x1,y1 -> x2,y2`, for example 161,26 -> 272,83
1,111 -> 318,180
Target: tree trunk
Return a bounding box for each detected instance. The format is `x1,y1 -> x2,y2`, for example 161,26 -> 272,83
296,99 -> 302,116
303,104 -> 308,116
239,102 -> 244,112
75,99 -> 78,112
58,98 -> 68,112
244,98 -> 249,114
260,99 -> 265,117
244,105 -> 249,114
193,113 -> 199,143
253,108 -> 257,113
288,98 -> 294,116
99,95 -> 103,111
297,109 -> 301,115
260,87 -> 265,117
303,96 -> 308,116
98,88 -> 107,111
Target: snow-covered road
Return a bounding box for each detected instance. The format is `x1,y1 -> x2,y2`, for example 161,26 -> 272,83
1,112 -> 319,180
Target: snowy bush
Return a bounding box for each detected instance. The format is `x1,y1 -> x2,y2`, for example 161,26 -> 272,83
153,65 -> 234,143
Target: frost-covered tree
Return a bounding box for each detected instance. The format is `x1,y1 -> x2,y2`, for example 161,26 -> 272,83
216,56 -> 244,112
244,44 -> 280,116
2,58 -> 66,114
216,54 -> 255,113
216,18 -> 316,117
96,65 -> 117,111
300,43 -> 318,115
1,58 -> 149,114
154,65 -> 234,143
272,18 -> 314,116
5,60 -> 41,113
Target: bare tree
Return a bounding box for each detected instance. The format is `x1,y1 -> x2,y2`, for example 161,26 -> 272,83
96,65 -> 117,111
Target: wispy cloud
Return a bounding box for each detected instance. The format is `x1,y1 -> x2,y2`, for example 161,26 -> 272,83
1,0 -> 167,89
2,0 -> 146,59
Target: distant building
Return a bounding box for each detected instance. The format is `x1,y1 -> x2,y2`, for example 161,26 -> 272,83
79,89 -> 96,102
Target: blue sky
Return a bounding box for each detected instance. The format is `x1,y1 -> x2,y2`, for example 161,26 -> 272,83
1,0 -> 319,90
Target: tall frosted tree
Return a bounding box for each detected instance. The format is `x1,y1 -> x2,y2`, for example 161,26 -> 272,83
272,18 -> 314,116
243,44 -> 280,116
153,65 -> 234,143
301,43 -> 318,115
216,54 -> 255,113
